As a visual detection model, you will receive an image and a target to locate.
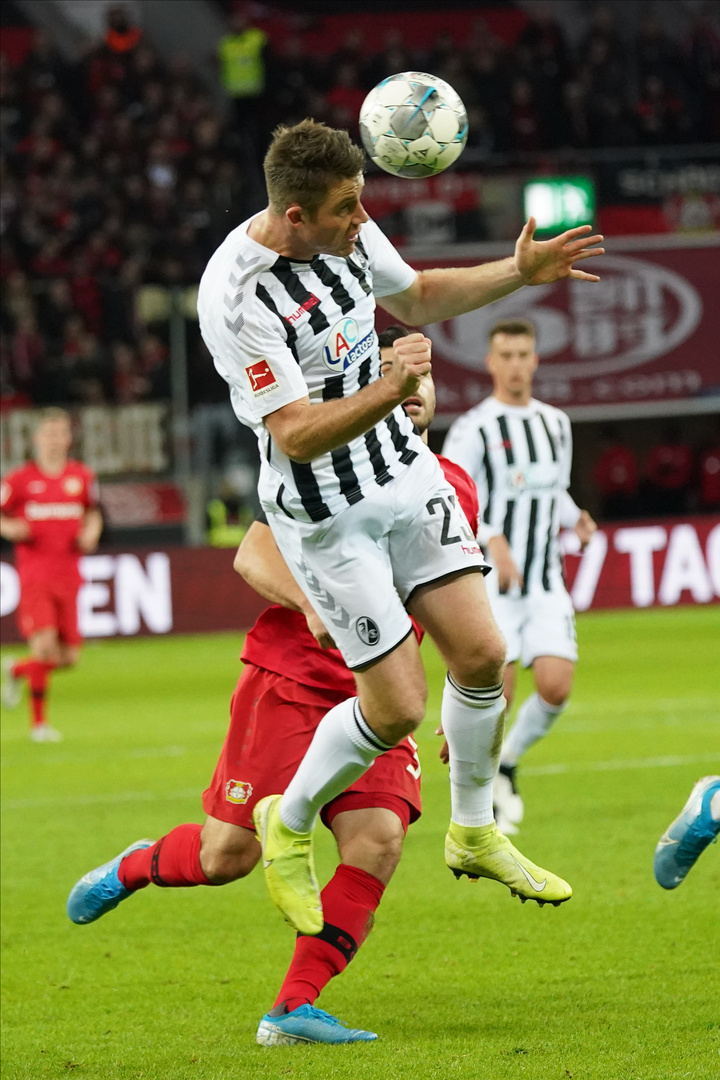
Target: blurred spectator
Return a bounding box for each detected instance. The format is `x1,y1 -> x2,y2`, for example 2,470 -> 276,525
698,441 -> 720,511
326,64 -> 366,139
635,76 -> 688,146
217,7 -> 268,159
592,427 -> 639,519
644,426 -> 693,514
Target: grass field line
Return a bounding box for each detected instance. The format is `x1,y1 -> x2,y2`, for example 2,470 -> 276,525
524,751 -> 720,777
3,753 -> 719,811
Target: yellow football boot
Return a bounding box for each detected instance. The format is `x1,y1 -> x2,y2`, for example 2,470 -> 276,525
253,794 -> 323,935
445,822 -> 572,906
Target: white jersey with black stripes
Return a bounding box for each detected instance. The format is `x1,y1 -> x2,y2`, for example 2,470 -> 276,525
197,215 -> 427,523
441,396 -> 581,596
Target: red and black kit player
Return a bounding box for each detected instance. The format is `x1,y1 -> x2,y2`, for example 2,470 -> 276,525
66,332 -> 485,1046
0,408 -> 102,742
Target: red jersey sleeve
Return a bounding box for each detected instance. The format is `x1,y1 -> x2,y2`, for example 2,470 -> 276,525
436,455 -> 480,537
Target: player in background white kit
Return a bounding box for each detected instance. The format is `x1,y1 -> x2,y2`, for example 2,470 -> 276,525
442,320 -> 597,833
198,122 -> 605,935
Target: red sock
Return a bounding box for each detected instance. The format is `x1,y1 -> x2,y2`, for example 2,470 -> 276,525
13,660 -> 56,727
274,864 -> 386,1011
118,824 -> 213,891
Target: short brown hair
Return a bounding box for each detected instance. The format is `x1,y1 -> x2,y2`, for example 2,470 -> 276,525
377,325 -> 411,350
488,319 -> 536,342
34,407 -> 71,430
263,119 -> 365,216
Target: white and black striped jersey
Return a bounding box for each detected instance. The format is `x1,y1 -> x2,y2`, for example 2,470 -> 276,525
197,215 -> 427,522
442,396 -> 581,595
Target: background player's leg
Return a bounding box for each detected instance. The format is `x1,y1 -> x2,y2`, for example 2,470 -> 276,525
502,656 -> 573,767
14,628 -> 62,740
270,805 -> 405,1012
496,656 -> 573,830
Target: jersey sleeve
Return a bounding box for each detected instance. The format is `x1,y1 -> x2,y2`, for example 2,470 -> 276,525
361,218 -> 417,298
206,289 -> 309,424
557,412 -> 580,526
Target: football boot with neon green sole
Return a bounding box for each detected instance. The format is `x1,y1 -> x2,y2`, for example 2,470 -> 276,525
253,794 -> 323,935
445,822 -> 572,906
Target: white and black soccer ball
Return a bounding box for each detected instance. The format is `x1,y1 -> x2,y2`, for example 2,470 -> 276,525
359,71 -> 468,179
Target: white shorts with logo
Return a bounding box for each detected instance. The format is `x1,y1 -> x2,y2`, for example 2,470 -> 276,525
485,580 -> 578,668
266,449 -> 489,669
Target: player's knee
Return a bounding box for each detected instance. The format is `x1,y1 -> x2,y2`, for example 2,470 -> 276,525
540,684 -> 570,709
451,630 -> 507,688
200,840 -> 260,884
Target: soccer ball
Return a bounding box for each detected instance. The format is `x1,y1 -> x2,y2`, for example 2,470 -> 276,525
359,71 -> 468,179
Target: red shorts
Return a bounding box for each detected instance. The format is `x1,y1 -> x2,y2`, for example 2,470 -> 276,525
202,664 -> 422,832
18,579 -> 81,645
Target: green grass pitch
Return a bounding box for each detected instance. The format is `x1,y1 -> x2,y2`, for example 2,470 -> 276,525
2,606 -> 719,1080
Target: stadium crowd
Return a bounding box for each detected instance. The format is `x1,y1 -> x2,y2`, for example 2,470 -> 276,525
1,2 -> 719,411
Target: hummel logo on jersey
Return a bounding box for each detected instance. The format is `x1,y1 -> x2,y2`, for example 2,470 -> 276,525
512,856 -> 547,891
246,359 -> 280,397
286,295 -> 320,323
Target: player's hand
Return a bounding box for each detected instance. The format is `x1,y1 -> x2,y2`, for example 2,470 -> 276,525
436,725 -> 449,765
1,517 -> 31,542
486,534 -> 522,593
574,509 -> 597,549
384,332 -> 432,400
514,217 -> 604,286
305,609 -> 336,650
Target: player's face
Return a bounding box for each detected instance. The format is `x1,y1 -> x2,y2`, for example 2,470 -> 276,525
298,175 -> 369,257
33,419 -> 72,461
380,345 -> 436,434
486,333 -> 538,401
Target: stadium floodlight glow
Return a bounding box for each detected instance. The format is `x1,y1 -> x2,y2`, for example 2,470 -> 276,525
523,177 -> 595,234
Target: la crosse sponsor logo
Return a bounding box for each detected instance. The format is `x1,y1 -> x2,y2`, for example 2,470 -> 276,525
323,319 -> 375,373
225,779 -> 253,804
246,359 -> 280,397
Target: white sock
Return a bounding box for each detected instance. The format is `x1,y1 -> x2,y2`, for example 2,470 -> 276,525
442,675 -> 506,827
501,693 -> 566,767
279,697 -> 393,833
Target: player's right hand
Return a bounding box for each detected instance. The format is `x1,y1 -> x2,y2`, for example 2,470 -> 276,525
385,332 -> 432,400
486,534 -> 523,593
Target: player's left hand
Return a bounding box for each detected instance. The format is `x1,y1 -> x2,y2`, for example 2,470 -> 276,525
574,509 -> 597,549
436,725 -> 449,765
515,217 -> 604,286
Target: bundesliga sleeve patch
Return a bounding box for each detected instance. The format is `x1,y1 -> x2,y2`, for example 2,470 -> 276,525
246,358 -> 280,398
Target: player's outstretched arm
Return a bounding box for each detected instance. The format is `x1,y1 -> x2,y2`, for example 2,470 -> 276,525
265,334 -> 431,462
234,522 -> 335,647
377,219 -> 604,326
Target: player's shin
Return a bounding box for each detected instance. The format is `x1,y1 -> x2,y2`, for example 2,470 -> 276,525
274,864 -> 385,1011
118,825 -> 212,890
441,675 -> 506,827
279,698 -> 393,834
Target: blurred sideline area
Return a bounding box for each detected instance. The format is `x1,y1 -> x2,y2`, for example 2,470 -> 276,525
1,0 -> 718,642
